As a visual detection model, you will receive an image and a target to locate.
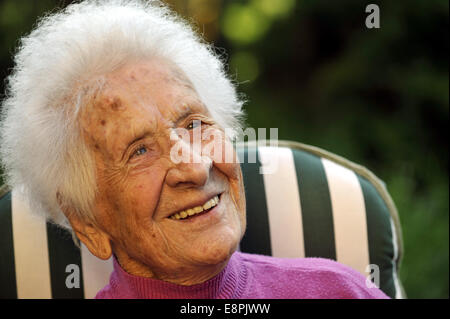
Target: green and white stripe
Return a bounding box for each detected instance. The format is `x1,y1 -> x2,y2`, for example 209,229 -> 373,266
239,140 -> 404,298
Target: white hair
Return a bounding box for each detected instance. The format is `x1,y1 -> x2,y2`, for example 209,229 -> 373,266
0,0 -> 245,229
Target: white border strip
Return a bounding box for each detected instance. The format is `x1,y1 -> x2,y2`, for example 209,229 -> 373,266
322,158 -> 370,275
258,147 -> 305,258
11,190 -> 52,299
80,244 -> 113,299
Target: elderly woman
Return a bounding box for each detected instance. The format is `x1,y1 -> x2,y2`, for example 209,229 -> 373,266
0,1 -> 387,299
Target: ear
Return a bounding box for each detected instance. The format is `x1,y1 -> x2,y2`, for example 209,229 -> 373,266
57,192 -> 112,260
67,213 -> 112,260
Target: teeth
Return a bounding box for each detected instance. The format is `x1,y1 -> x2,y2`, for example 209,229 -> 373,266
203,200 -> 213,210
170,195 -> 220,220
193,206 -> 203,214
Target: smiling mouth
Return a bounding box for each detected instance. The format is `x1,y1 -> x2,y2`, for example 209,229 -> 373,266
169,194 -> 221,220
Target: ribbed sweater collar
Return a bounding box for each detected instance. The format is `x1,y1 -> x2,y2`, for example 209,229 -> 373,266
109,252 -> 247,299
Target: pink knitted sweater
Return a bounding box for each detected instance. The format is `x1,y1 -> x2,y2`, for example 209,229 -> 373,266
95,251 -> 389,299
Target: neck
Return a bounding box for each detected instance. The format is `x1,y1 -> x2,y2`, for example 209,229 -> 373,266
104,251 -> 246,299
113,248 -> 230,286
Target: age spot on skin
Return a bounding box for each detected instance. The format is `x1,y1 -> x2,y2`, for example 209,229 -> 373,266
100,119 -> 106,126
109,97 -> 122,111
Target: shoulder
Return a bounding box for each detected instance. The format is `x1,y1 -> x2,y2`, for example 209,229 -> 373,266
95,280 -> 127,299
95,285 -> 112,299
237,251 -> 358,277
235,252 -> 389,299
94,269 -> 135,299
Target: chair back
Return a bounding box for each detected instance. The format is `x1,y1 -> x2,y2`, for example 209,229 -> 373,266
0,140 -> 404,298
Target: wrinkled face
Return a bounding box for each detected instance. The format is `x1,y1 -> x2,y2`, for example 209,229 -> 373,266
78,59 -> 246,284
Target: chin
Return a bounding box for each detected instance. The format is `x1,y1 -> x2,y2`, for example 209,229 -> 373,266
192,231 -> 240,266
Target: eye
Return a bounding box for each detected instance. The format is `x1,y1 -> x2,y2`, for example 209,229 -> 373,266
133,146 -> 147,157
186,119 -> 203,130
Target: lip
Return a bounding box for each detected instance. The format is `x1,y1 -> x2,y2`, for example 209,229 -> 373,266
165,192 -> 223,219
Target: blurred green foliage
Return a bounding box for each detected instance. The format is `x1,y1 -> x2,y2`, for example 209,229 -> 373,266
0,0 -> 448,298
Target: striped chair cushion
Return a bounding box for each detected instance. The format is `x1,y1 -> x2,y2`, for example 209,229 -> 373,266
0,140 -> 404,298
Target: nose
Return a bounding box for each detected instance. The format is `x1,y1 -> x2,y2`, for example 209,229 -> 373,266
165,141 -> 212,189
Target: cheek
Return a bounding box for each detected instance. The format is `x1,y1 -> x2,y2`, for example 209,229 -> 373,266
96,163 -> 167,234
124,166 -> 167,219
208,139 -> 246,218
203,130 -> 239,173
201,131 -> 244,205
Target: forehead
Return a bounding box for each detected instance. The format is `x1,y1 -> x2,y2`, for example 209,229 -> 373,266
99,59 -> 199,111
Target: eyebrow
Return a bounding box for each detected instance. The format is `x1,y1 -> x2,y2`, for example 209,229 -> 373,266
174,108 -> 194,126
173,100 -> 208,124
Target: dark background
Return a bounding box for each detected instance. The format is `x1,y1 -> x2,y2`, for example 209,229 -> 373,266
0,0 -> 448,298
